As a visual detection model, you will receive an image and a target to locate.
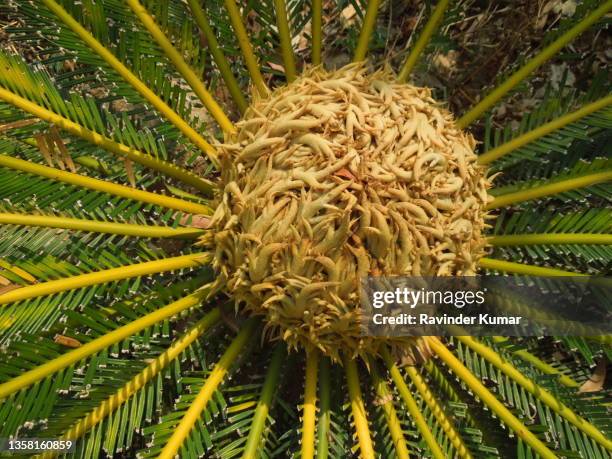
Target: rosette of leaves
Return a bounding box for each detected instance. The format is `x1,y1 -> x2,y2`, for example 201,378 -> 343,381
0,0 -> 610,458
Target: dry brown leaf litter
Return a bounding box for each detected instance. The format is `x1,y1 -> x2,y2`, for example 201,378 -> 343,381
210,63 -> 492,360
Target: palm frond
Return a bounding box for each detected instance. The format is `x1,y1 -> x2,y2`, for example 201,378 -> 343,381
33,308 -> 220,458
157,319 -> 257,459
0,252 -> 208,306
488,160 -> 611,209
0,153 -> 212,214
0,284 -> 212,445
368,359 -> 410,459
126,0 -> 235,134
240,344 -> 286,457
221,0 -> 269,97
186,0 -> 248,113
343,355 -> 375,459
0,289 -> 209,400
0,213 -> 204,238
0,1 -> 609,458
39,0 -> 218,160
488,208 -> 611,273
456,336 -> 611,451
457,1 -> 612,128
479,96 -> 612,166
0,79 -> 214,193
404,365 -> 471,458
428,337 -> 557,459
397,0 -> 449,83
382,348 -> 446,458
451,337 -> 612,458
479,258 -> 584,276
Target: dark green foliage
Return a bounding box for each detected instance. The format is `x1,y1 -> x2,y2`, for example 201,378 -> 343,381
0,1 -> 609,458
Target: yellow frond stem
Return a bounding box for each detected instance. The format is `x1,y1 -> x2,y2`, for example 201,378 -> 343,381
381,348 -> 445,459
40,0 -> 219,161
486,171 -> 612,210
316,357 -> 331,459
241,344 -> 286,459
0,154 -> 212,215
404,366 -> 471,458
0,213 -> 206,239
0,253 -> 210,306
273,0 -> 297,82
0,290 -> 208,400
36,308 -> 221,458
353,0 -> 382,62
126,0 -> 235,134
478,95 -> 612,164
301,348 -> 319,459
457,0 -> 612,128
397,0 -> 450,82
343,355 -> 375,459
312,0 -> 322,66
586,335 -> 612,345
186,0 -> 248,113
159,319 -> 258,459
488,233 -> 612,246
478,257 -> 585,276
0,87 -> 216,193
369,359 -> 410,459
456,336 -> 612,451
428,337 -> 557,459
490,337 -> 579,389
223,0 -> 269,97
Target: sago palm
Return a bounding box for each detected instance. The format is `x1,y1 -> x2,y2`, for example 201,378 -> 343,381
0,0 -> 610,458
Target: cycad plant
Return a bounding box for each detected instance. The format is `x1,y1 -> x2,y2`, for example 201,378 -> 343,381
0,0 -> 610,458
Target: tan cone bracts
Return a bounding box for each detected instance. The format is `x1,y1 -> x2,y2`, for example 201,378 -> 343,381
211,63 -> 492,359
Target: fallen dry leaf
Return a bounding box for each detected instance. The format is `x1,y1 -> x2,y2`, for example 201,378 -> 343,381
54,334 -> 82,348
179,213 -> 211,229
341,4 -> 357,24
433,51 -> 459,75
268,62 -> 285,73
124,159 -> 136,187
50,127 -> 76,173
0,284 -> 22,295
553,0 -> 577,16
579,359 -> 606,393
0,118 -> 38,133
35,133 -> 55,168
372,393 -> 394,406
